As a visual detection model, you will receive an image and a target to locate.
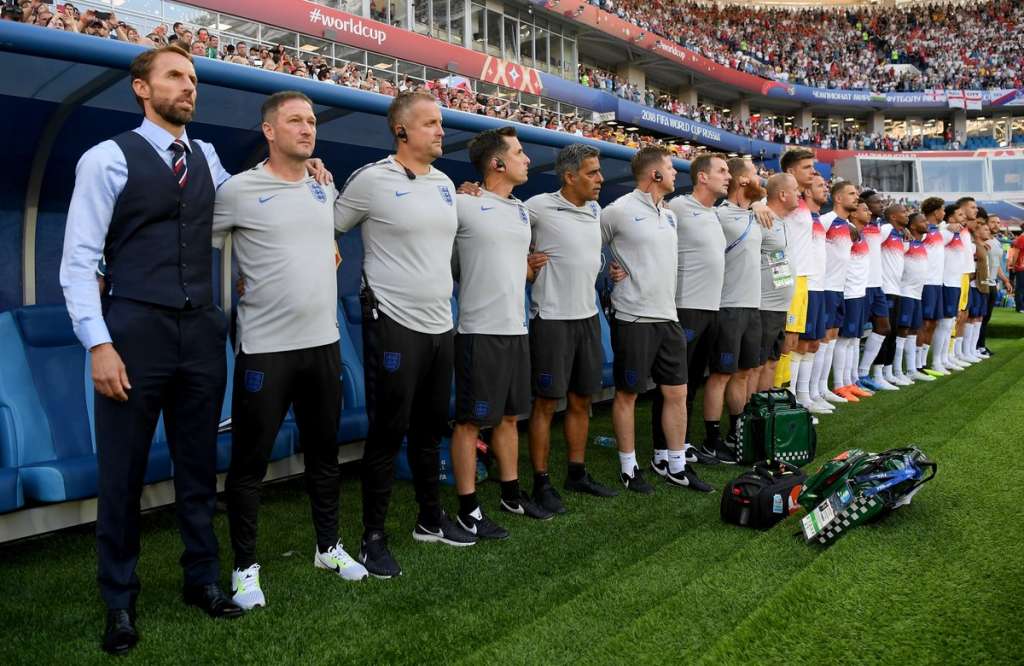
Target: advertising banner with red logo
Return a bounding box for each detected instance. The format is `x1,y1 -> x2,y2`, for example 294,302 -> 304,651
190,0 -> 543,94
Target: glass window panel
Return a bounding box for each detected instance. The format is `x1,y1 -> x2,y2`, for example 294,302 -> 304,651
532,29 -> 548,70
117,0 -> 162,19
919,159 -> 984,193
451,0 -> 465,44
414,0 -> 430,34
218,18 -> 259,39
333,46 -> 367,68
1013,117 -> 1024,144
486,10 -> 501,56
370,0 -> 389,22
433,0 -> 448,41
299,35 -> 331,56
261,27 -> 299,49
859,159 -> 916,192
503,15 -> 518,61
519,22 -> 534,68
563,37 -> 576,79
398,59 -> 426,79
163,1 -> 216,27
990,159 -> 1024,192
471,4 -> 484,52
548,33 -> 565,73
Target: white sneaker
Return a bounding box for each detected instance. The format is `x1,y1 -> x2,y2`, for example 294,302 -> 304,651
929,365 -> 950,376
945,358 -> 966,370
813,398 -> 836,412
315,542 -> 369,581
821,388 -> 848,403
872,373 -> 900,390
910,371 -> 935,382
799,397 -> 832,414
956,354 -> 977,365
892,375 -> 913,386
231,563 -> 266,610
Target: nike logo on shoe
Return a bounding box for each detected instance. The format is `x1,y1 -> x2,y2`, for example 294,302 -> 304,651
417,525 -> 443,537
258,195 -> 277,204
457,517 -> 478,535
500,500 -> 525,515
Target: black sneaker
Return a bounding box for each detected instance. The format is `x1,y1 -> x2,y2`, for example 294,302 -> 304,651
412,512 -> 477,547
359,531 -> 402,578
620,466 -> 654,495
716,435 -> 740,465
687,446 -> 721,466
665,466 -> 714,493
500,491 -> 555,520
532,482 -> 567,515
565,472 -> 619,497
650,457 -> 669,478
457,508 -> 509,540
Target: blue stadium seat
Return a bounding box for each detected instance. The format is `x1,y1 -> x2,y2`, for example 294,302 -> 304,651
0,468 -> 22,513
0,306 -> 172,503
595,293 -> 614,387
337,303 -> 368,442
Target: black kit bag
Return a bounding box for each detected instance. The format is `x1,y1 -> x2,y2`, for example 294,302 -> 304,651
720,461 -> 807,529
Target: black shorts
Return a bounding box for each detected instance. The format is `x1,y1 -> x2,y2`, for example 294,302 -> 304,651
677,308 -> 718,365
759,310 -> 787,364
454,333 -> 530,427
611,319 -> 687,393
710,307 -> 762,373
529,315 -> 603,399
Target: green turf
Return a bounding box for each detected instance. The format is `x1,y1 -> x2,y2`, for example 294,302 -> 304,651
2,310 -> 1023,665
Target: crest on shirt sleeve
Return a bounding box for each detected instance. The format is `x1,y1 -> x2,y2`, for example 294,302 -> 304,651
438,185 -> 454,206
308,181 -> 327,203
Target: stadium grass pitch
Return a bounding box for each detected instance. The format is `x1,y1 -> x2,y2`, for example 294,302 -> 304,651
2,310 -> 1023,665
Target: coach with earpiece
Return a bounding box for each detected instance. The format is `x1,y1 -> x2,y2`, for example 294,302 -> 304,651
334,91 -> 476,579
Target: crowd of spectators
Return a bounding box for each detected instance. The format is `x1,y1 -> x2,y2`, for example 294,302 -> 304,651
1,1 -> 991,156
579,64 -> 955,151
586,0 -> 1024,92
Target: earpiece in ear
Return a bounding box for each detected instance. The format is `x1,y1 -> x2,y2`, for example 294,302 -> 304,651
653,170 -> 663,182
495,157 -> 506,171
396,126 -> 408,141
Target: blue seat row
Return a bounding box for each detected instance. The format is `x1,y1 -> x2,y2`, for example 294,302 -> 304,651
0,291 -> 615,514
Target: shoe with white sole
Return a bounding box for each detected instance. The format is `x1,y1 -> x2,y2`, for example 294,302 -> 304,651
799,397 -> 833,415
315,541 -> 369,581
821,388 -> 848,404
892,375 -> 913,386
231,563 -> 266,610
910,371 -> 935,382
413,512 -> 477,547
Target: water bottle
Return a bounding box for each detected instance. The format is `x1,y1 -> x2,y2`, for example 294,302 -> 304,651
593,435 -> 617,449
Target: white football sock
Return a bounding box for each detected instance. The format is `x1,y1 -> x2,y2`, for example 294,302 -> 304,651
919,344 -> 929,368
821,340 -> 838,394
904,335 -> 918,374
653,448 -> 668,464
618,451 -> 638,476
859,332 -> 885,376
847,341 -> 860,386
832,339 -> 848,389
954,337 -> 964,359
667,448 -> 685,474
797,356 -> 815,397
809,347 -> 827,399
894,337 -> 907,377
788,352 -> 804,394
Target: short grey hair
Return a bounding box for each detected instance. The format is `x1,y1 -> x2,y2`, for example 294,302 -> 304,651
555,143 -> 600,181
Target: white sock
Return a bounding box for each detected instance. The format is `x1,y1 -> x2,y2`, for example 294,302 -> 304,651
848,341 -> 860,386
970,322 -> 981,354
653,449 -> 668,464
873,364 -> 886,384
859,332 -> 885,376
904,335 -> 918,374
935,319 -> 954,367
788,352 -> 804,394
919,344 -> 929,368
821,340 -> 837,394
954,337 -> 964,358
894,337 -> 907,377
798,356 -> 815,397
883,364 -> 897,382
618,451 -> 638,476
667,448 -> 685,474
832,339 -> 848,389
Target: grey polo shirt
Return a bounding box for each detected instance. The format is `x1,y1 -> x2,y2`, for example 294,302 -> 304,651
600,190 -> 679,322
716,200 -> 763,309
212,162 -> 340,354
525,191 -> 603,320
334,156 -> 458,334
760,214 -> 794,312
668,194 -> 726,311
453,189 -> 531,335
